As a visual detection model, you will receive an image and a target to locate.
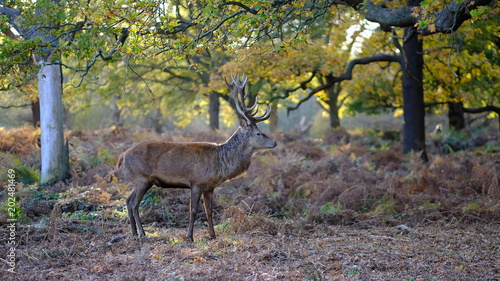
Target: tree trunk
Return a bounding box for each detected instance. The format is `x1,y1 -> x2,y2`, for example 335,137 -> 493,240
402,15 -> 427,160
327,86 -> 340,128
209,92 -> 220,130
39,62 -> 69,184
112,95 -> 123,127
448,101 -> 465,131
35,0 -> 69,184
31,99 -> 40,127
269,103 -> 278,132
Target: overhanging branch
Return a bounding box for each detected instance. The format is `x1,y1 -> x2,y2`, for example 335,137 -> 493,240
286,53 -> 402,112
463,105 -> 500,116
221,2 -> 259,14
287,75 -> 336,112
332,0 -> 495,35
269,71 -> 317,103
0,5 -> 25,36
62,27 -> 129,87
335,53 -> 402,82
0,5 -> 20,18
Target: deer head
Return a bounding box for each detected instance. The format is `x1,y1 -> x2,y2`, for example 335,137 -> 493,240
226,74 -> 276,150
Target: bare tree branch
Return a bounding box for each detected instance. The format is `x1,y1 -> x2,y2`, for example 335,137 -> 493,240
0,5 -> 26,37
463,105 -> 500,115
269,72 -> 317,103
221,1 -> 259,14
0,5 -> 20,18
286,53 -> 402,112
198,10 -> 246,39
287,75 -> 336,112
338,53 -> 402,81
61,27 -> 129,87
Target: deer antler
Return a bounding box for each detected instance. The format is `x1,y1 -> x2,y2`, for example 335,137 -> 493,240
226,74 -> 271,125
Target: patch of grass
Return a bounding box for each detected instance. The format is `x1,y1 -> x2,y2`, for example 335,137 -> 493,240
348,265 -> 360,276
419,201 -> 441,212
77,146 -> 117,170
141,190 -> 164,207
14,165 -> 40,184
64,210 -> 99,221
319,202 -> 342,215
0,153 -> 40,184
214,220 -> 230,233
32,189 -> 61,200
371,199 -> 398,216
101,206 -> 128,221
462,202 -> 481,213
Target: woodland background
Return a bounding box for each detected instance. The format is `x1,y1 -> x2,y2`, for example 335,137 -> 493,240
1,0 -> 499,280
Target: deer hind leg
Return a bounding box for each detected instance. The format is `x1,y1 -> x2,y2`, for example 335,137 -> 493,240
127,179 -> 152,237
202,191 -> 216,240
187,186 -> 202,242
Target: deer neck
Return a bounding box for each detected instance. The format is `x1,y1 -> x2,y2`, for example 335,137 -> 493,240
217,129 -> 253,180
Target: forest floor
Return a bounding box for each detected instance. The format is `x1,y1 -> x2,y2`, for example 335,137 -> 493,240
0,125 -> 499,280
1,216 -> 499,280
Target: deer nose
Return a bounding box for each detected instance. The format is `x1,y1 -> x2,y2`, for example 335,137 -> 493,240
270,141 -> 277,148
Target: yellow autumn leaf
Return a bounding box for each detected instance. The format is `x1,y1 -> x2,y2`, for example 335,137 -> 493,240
411,7 -> 420,18
428,23 -> 436,33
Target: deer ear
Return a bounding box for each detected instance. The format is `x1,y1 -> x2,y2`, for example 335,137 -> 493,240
240,117 -> 250,128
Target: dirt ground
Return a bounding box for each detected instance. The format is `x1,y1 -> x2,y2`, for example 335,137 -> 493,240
1,213 -> 499,281
1,127 -> 499,280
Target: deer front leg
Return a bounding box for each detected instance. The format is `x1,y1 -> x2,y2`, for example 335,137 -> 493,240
188,186 -> 202,242
202,191 -> 216,240
126,190 -> 138,236
128,179 -> 152,238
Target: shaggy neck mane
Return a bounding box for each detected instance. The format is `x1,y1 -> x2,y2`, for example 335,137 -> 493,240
216,128 -> 253,180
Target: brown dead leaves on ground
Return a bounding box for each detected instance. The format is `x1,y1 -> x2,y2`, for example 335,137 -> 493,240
1,216 -> 499,280
0,126 -> 499,280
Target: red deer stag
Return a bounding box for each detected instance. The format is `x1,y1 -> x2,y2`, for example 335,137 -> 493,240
112,75 -> 277,241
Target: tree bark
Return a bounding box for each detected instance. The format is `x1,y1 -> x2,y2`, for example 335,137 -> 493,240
39,62 -> 69,184
209,92 -> 220,130
402,10 -> 427,160
31,99 -> 40,127
269,103 -> 278,132
112,95 -> 123,127
344,0 -> 494,35
448,101 -> 465,131
327,84 -> 341,129
36,0 -> 69,185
